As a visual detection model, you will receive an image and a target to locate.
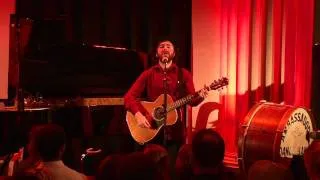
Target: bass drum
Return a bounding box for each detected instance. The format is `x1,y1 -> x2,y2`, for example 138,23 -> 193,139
238,102 -> 315,174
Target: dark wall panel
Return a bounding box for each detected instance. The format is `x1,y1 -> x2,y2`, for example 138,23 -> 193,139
15,0 -> 192,69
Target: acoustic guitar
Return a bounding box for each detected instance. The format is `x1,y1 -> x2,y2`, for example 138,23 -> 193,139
126,77 -> 229,144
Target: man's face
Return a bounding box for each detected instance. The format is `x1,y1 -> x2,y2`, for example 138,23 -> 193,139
156,40 -> 175,63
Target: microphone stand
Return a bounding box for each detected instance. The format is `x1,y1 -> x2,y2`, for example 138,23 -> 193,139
162,62 -> 168,147
12,0 -> 25,156
15,0 -> 24,112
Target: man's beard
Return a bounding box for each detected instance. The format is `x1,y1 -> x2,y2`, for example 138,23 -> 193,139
158,53 -> 172,63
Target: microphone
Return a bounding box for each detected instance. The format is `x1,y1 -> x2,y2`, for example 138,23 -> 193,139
306,130 -> 320,141
162,57 -> 169,63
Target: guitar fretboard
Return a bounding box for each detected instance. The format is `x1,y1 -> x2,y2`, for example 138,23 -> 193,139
165,77 -> 228,112
167,94 -> 195,112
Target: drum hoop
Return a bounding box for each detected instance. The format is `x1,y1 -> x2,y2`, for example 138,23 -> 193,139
238,102 -> 268,171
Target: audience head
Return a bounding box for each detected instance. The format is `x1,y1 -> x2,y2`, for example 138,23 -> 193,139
119,152 -> 157,180
27,124 -> 66,162
96,154 -> 121,180
143,144 -> 169,165
304,140 -> 320,179
97,152 -> 157,180
143,144 -> 170,180
175,144 -> 193,180
248,160 -> 293,180
192,129 -> 225,168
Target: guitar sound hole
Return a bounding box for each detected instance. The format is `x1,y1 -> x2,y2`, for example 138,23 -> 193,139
153,106 -> 165,121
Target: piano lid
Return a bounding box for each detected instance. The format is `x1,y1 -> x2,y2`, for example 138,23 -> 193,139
20,43 -> 147,98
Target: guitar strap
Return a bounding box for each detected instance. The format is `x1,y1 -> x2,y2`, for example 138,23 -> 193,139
177,67 -> 187,137
177,67 -> 186,99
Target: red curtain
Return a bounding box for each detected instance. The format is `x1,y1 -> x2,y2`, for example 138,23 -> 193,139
192,0 -> 314,167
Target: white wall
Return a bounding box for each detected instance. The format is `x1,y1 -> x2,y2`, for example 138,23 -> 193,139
0,0 -> 15,99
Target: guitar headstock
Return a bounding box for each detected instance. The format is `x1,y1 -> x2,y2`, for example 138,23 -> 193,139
209,77 -> 229,90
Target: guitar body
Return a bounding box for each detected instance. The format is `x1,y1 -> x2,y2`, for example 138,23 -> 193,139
126,94 -> 178,145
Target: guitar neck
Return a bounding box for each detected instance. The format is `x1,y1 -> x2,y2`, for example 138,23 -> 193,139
166,77 -> 228,112
167,88 -> 204,112
167,94 -> 193,112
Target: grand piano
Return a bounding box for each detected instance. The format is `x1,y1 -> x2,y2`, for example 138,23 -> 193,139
20,42 -> 147,133
0,18 -> 148,171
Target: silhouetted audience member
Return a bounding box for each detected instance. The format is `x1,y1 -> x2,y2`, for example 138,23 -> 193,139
0,176 -> 39,180
143,144 -> 170,180
96,154 -> 122,180
120,152 -> 158,179
192,129 -> 225,168
176,129 -> 232,180
248,160 -> 293,180
175,143 -> 193,179
304,140 -> 320,180
96,152 -> 157,180
290,155 -> 309,180
14,124 -> 87,180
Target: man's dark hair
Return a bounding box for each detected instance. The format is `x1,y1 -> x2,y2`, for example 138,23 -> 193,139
192,129 -> 225,167
29,124 -> 66,161
154,35 -> 177,48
